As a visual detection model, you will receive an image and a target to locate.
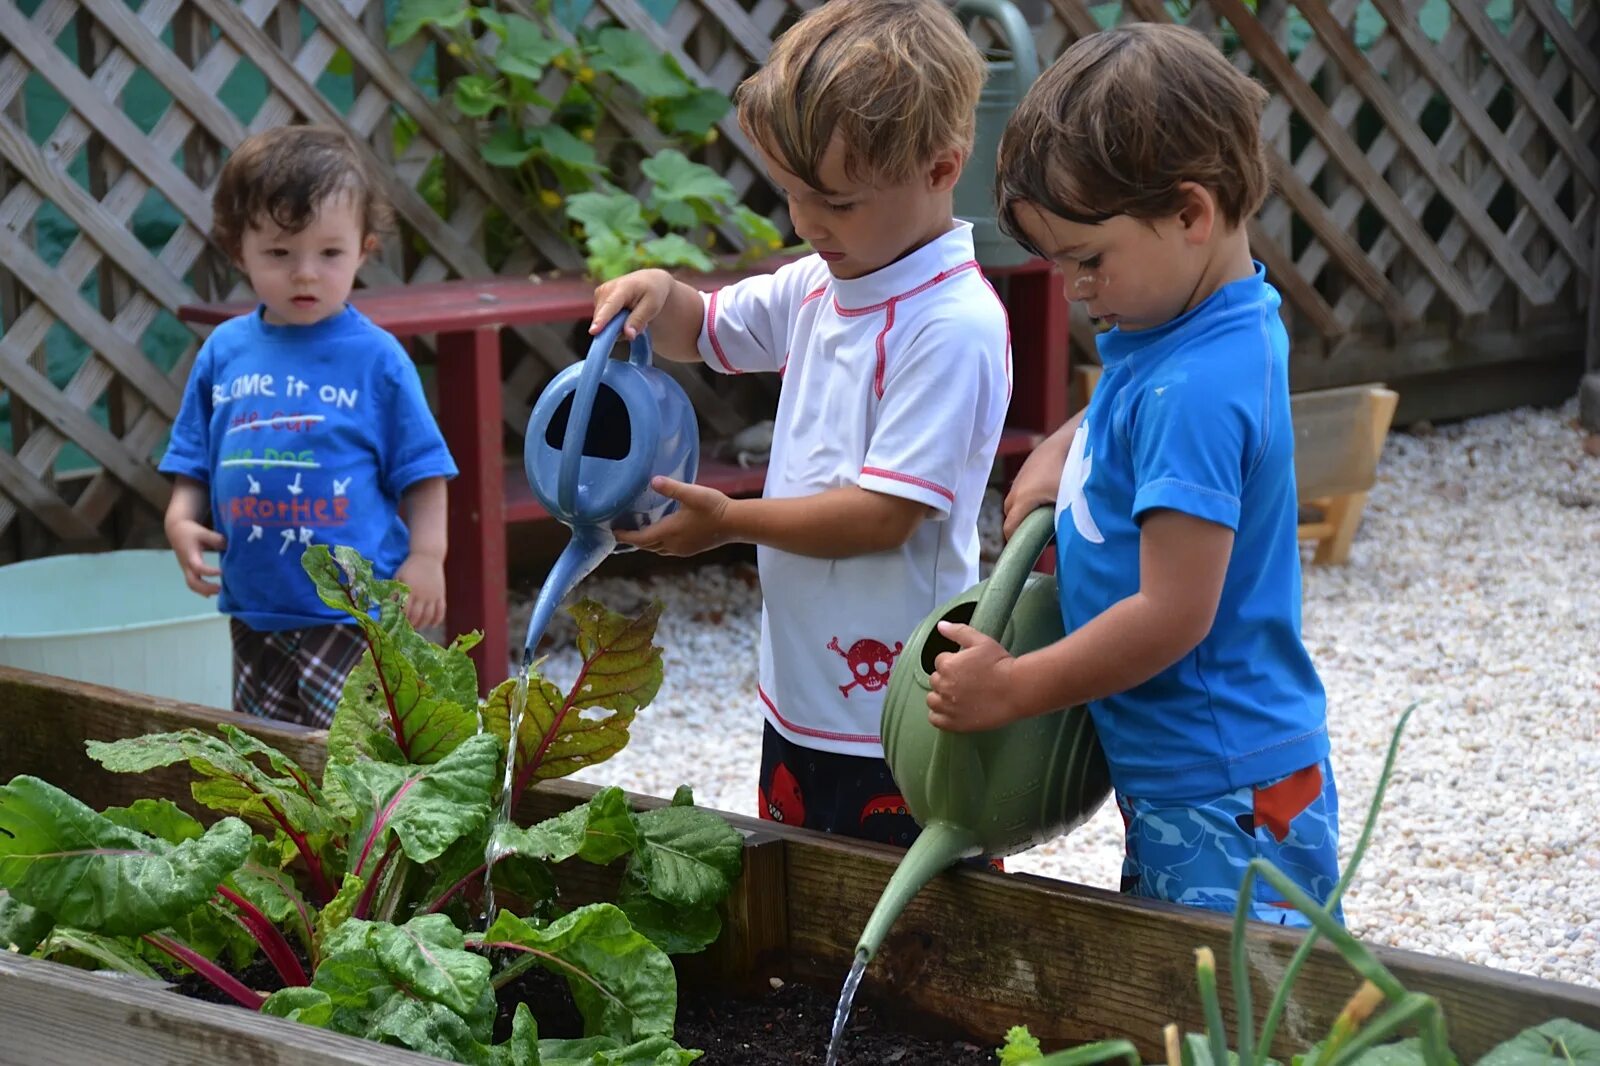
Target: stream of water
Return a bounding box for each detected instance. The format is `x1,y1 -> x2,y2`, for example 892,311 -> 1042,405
823,948 -> 871,1066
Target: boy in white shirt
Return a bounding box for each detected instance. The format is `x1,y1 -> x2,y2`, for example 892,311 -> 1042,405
589,0 -> 1011,847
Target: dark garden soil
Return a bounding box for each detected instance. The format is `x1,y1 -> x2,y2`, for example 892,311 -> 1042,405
496,966 -> 996,1065
174,957 -> 995,1064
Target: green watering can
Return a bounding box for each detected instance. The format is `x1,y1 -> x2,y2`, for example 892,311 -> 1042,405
856,507 -> 1112,963
951,0 -> 1041,269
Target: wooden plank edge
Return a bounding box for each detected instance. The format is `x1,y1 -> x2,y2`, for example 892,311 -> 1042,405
0,953 -> 443,1066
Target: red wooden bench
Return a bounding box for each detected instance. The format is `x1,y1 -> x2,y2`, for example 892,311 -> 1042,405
178,259 -> 1068,688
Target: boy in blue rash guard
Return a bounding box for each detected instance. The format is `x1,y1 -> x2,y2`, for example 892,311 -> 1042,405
161,126 -> 457,727
924,23 -> 1341,925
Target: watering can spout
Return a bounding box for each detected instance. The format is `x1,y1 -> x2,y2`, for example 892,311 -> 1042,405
521,527 -> 615,667
853,821 -> 980,965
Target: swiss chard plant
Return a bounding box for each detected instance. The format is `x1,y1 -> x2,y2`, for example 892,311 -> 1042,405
388,0 -> 785,279
0,544 -> 741,1065
991,707 -> 1600,1066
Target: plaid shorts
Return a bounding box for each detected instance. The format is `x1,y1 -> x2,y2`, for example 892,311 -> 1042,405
229,618 -> 368,728
1117,759 -> 1343,927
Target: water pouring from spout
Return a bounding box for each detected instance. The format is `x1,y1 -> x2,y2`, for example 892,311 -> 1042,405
849,507 -> 1113,967
483,310 -> 700,923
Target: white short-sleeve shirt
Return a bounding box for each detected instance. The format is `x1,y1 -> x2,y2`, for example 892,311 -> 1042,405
698,222 -> 1011,756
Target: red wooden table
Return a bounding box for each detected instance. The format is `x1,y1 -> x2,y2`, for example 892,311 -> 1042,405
178,259 -> 1068,689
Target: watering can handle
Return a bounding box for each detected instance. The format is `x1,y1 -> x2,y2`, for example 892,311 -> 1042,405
557,311 -> 654,514
968,506 -> 1056,640
952,0 -> 1040,90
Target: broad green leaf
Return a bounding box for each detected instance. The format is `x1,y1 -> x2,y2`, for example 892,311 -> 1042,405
102,799 -> 204,844
482,127 -> 539,169
615,887 -> 720,956
497,787 -> 639,866
262,986 -> 335,1027
36,926 -> 160,978
732,205 -> 784,252
538,1034 -> 701,1065
588,28 -> 688,99
305,546 -> 480,767
0,890 -> 52,953
669,786 -> 693,808
168,897 -> 261,971
365,996 -> 496,1063
652,88 -> 730,138
566,191 -> 651,244
333,733 -> 500,878
312,918 -> 498,1055
483,601 -> 663,790
88,728 -> 327,838
231,841 -> 317,960
0,776 -> 249,936
485,905 -> 675,1042
424,825 -> 557,919
494,16 -> 565,80
628,805 -> 741,907
538,126 -> 602,172
314,873 -> 365,956
476,7 -> 508,37
642,151 -> 735,211
388,0 -> 471,45
654,198 -> 697,231
371,914 -> 490,1018
584,230 -> 642,283
1480,1021 -> 1600,1066
494,1003 -> 540,1066
640,236 -> 714,274
312,948 -> 398,1033
456,75 -> 508,118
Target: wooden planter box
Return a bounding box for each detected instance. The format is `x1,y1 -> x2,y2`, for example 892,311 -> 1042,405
3,664 -> 1597,1065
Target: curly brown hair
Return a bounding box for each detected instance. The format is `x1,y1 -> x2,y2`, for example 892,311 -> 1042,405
211,125 -> 392,262
996,22 -> 1270,255
735,0 -> 986,191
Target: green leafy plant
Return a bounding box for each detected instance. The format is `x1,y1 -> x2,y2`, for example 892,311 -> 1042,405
996,706 -> 1600,1066
389,0 -> 784,279
0,545 -> 740,1064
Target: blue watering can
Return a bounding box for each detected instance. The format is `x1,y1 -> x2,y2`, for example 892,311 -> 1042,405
518,312 -> 699,665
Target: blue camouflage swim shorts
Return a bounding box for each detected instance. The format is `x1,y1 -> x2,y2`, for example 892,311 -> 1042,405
1116,759 -> 1343,927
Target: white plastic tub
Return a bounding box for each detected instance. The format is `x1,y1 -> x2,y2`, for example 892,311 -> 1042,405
0,550 -> 231,709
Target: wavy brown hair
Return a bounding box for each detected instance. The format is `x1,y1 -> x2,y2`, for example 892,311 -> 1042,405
211,125 -> 392,261
996,22 -> 1270,255
735,0 -> 986,191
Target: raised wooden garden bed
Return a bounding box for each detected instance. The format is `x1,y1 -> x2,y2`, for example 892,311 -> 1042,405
3,663 -> 1598,1065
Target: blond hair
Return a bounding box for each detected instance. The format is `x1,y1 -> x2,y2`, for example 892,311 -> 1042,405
736,0 -> 986,191
996,22 -> 1270,250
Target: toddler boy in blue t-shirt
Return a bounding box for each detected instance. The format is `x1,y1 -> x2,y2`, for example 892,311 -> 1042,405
925,24 -> 1341,925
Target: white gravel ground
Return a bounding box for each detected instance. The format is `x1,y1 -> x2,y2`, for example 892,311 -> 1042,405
512,397 -> 1600,991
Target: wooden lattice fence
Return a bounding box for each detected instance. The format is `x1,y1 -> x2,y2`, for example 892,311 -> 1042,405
0,0 -> 1595,560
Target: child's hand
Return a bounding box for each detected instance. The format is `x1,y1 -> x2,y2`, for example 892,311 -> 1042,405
168,520 -> 225,596
591,269 -> 675,341
395,553 -> 446,630
925,621 -> 1027,732
1002,448 -> 1065,541
613,477 -> 731,557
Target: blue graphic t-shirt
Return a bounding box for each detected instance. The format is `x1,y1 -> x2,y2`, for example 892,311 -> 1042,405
1055,264 -> 1328,802
160,306 -> 457,631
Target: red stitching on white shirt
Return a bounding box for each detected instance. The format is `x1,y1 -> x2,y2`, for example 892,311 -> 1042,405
706,289 -> 740,374
861,466 -> 955,503
759,685 -> 880,744
830,260 -> 983,398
